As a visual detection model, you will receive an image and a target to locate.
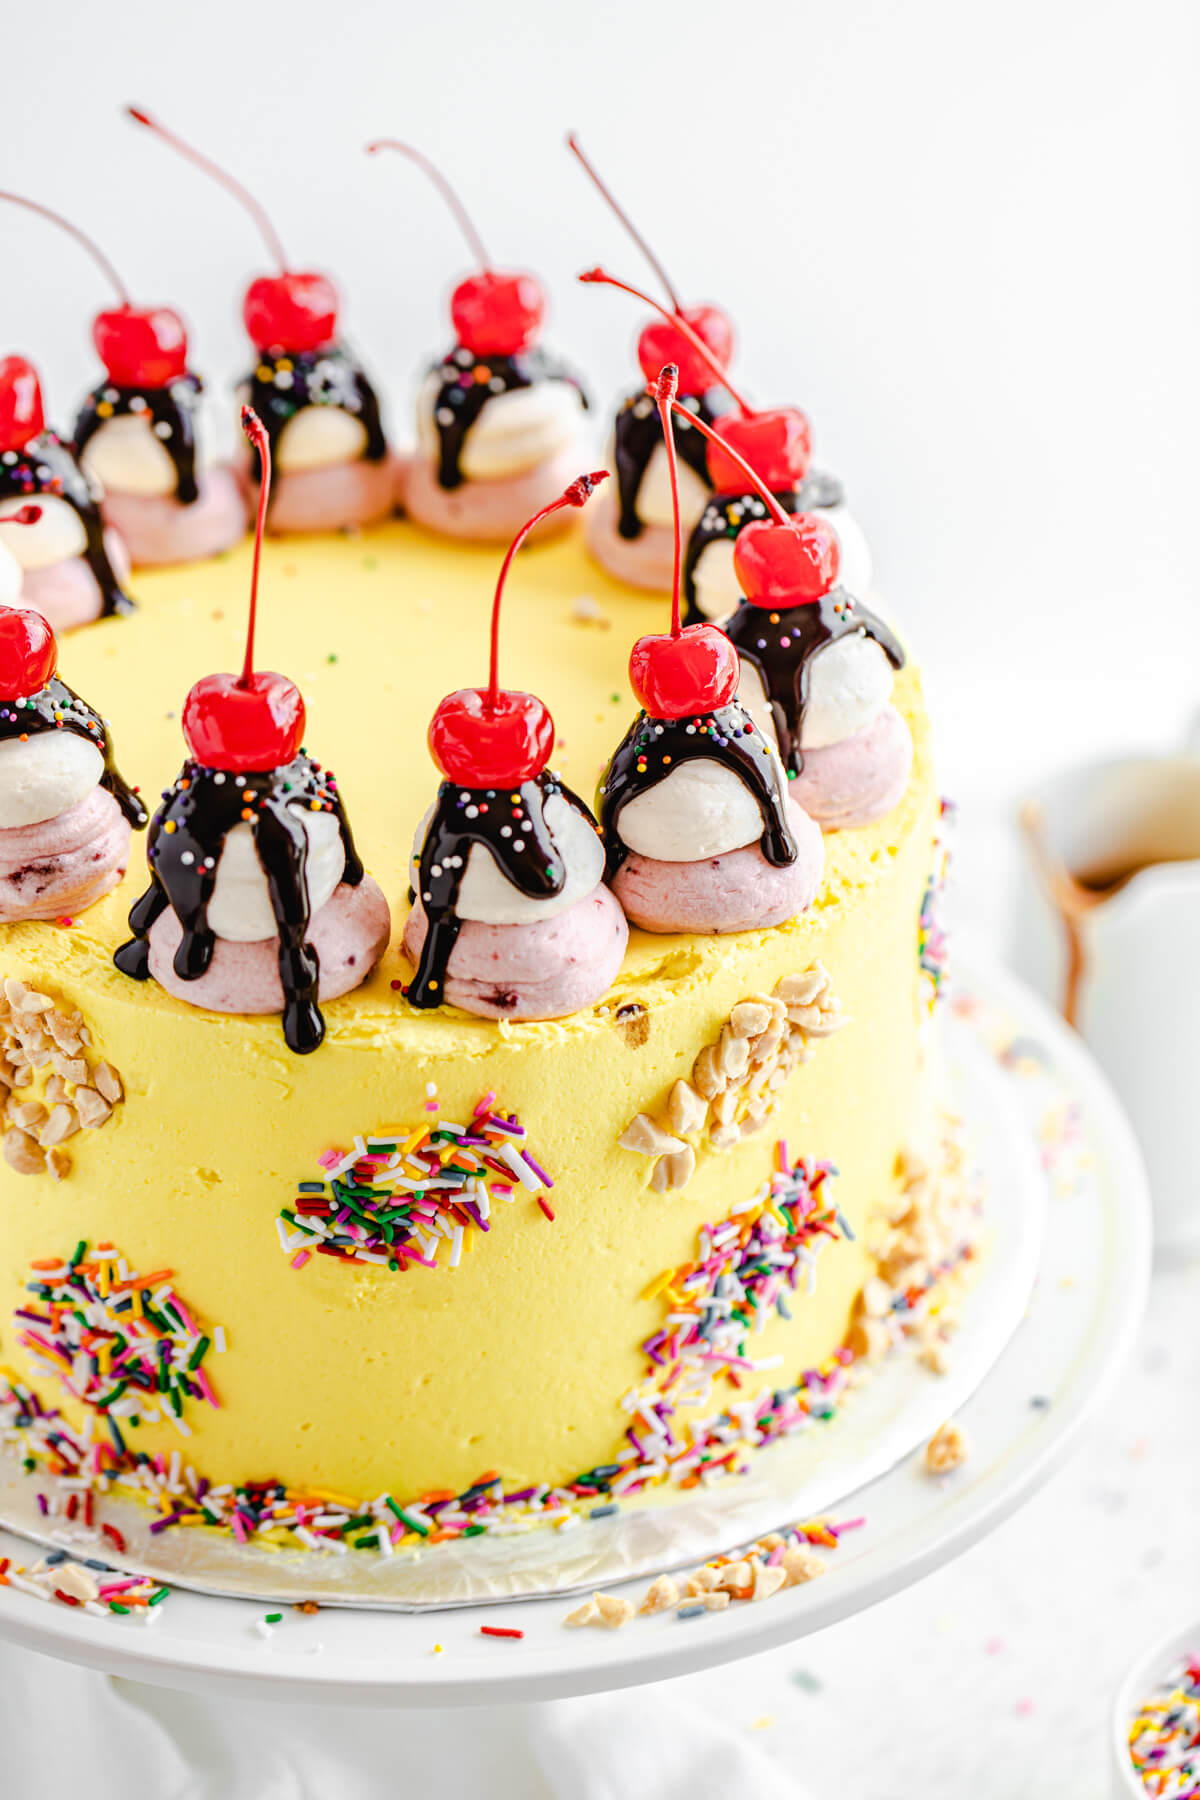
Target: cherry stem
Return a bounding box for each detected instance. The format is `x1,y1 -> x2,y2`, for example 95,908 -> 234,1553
655,367 -> 684,638
127,106 -> 289,274
239,407 -> 272,688
566,134 -> 681,313
487,471 -> 609,710
579,265 -> 754,413
367,141 -> 491,271
660,392 -> 793,526
0,192 -> 130,306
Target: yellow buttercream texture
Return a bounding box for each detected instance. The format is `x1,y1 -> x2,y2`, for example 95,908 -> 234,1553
0,520 -> 936,1503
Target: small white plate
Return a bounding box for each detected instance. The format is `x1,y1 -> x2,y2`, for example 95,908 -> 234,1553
0,954 -> 1151,1705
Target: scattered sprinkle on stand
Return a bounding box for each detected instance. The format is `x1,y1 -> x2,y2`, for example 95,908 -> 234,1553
276,1089 -> 554,1275
0,1549 -> 168,1619
479,1624 -> 524,1640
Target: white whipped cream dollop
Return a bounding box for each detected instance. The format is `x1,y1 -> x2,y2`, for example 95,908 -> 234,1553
0,497 -> 87,571
0,732 -> 104,829
411,792 -> 604,925
617,754 -> 784,862
417,375 -> 586,482
80,415 -> 178,499
207,806 -> 345,942
630,440 -> 709,533
0,539 -> 21,605
737,631 -> 894,753
275,407 -> 368,473
690,502 -> 874,624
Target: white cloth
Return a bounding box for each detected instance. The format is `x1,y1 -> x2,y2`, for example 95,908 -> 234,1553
0,1647 -> 815,1799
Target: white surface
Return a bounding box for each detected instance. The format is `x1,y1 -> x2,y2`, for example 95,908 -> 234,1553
0,981 -> 1047,1610
0,957 -> 1148,1716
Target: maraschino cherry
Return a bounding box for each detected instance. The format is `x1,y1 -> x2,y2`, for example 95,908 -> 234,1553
181,408 -> 305,773
567,136 -> 735,396
0,512 -> 55,703
579,266 -> 813,495
654,394 -> 841,607
0,357 -> 45,454
127,107 -> 338,356
0,191 -> 188,389
428,472 -> 608,787
367,141 -> 545,359
627,366 -> 741,721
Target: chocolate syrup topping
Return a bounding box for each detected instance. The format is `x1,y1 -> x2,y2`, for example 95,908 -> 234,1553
408,772 -> 597,1009
724,588 -> 906,777
682,474 -> 845,626
598,700 -> 798,875
74,374 -> 204,506
0,676 -> 146,828
242,345 -> 387,503
426,347 -> 588,491
114,753 -> 364,1056
0,433 -> 133,618
613,386 -> 731,541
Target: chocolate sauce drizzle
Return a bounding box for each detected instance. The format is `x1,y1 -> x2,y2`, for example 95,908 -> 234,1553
114,753 -> 364,1056
598,701 -> 798,875
426,347 -> 588,491
724,589 -> 906,776
242,346 -> 387,501
0,433 -> 133,617
74,374 -> 204,506
408,772 -> 596,1009
613,386 -> 730,541
682,473 -> 845,625
0,676 -> 146,828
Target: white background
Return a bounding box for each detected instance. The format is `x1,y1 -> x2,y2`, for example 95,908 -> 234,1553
3,0 -> 1199,1793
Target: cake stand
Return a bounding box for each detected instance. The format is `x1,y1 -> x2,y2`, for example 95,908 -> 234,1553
0,954 -> 1150,1704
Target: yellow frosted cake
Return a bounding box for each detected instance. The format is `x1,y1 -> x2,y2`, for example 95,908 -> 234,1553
0,517 -> 957,1555
0,123 -> 959,1563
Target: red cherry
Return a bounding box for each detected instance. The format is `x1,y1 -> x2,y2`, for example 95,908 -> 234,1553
367,143 -> 546,359
706,405 -> 812,495
636,306 -> 734,396
0,356 -> 45,454
629,624 -> 740,721
429,686 -> 554,787
451,270 -> 545,358
426,472 -> 606,788
126,110 -> 339,358
243,273 -> 339,355
0,190 -> 192,393
0,605 -> 57,702
733,515 -> 840,608
180,406 -> 306,772
93,305 -> 189,388
182,668 -> 305,773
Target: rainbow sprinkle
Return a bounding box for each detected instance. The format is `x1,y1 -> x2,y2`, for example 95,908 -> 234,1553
13,1243 -> 224,1439
276,1090 -> 553,1273
0,1549 -> 168,1618
1129,1657 -> 1200,1796
918,798 -> 954,1010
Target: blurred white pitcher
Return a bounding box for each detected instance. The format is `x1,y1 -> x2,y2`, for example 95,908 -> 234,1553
1021,750 -> 1200,1254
